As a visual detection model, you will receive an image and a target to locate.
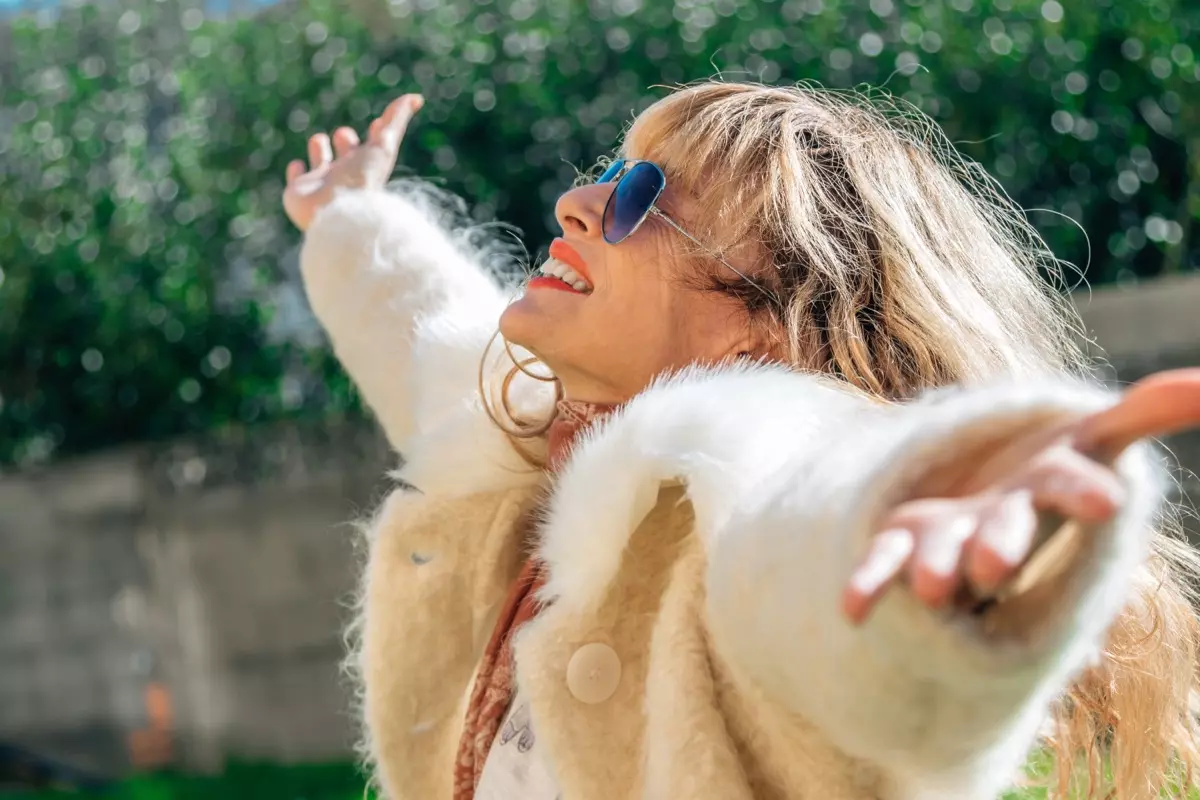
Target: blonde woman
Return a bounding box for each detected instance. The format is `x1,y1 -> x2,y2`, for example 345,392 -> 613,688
282,83 -> 1200,799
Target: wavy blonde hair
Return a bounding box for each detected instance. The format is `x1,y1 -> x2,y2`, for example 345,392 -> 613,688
481,80 -> 1200,797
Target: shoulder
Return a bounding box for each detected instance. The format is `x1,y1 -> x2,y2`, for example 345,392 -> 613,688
400,361 -> 871,500
536,364 -> 874,606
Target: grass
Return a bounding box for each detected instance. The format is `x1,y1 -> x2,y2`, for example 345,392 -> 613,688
0,756 -> 1191,799
0,760 -> 1053,800
0,762 -> 374,800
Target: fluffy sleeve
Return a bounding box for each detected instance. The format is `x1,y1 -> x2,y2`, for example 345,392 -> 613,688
299,182 -> 512,451
701,375 -> 1159,798
299,183 -> 553,494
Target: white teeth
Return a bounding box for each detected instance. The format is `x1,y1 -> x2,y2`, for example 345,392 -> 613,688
538,258 -> 592,292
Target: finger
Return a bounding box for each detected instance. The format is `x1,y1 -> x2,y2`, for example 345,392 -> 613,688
368,116 -> 384,143
1075,368 -> 1200,460
1021,448 -> 1126,523
332,127 -> 360,158
965,490 -> 1038,595
378,93 -> 424,150
909,512 -> 977,609
285,159 -> 305,184
307,133 -> 333,171
842,527 -> 915,625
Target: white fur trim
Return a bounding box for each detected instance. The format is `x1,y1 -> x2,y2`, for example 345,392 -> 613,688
301,184 -> 557,495
536,363 -> 857,609
301,185 -> 517,452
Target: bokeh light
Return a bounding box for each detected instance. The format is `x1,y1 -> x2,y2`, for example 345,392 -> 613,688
0,0 -> 1196,466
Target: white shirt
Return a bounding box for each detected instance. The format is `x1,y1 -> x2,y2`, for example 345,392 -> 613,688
475,688 -> 560,799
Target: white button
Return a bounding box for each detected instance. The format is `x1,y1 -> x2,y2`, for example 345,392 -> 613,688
566,643 -> 621,704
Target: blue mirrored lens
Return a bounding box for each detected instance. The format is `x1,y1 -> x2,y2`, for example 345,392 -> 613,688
603,162 -> 665,244
597,159 -> 625,184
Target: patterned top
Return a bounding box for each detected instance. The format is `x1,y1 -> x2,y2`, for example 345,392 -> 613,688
474,688 -> 560,799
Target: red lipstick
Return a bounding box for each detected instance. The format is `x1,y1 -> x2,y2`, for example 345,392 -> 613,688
548,239 -> 593,284
527,276 -> 584,293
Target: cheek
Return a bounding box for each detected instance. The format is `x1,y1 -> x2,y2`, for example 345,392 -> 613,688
597,234 -> 678,304
587,253 -> 677,336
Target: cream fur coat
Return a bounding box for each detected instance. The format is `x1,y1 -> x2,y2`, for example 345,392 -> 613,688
299,185 -> 1161,800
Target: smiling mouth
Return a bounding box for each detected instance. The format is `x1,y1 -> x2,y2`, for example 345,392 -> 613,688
531,257 -> 593,294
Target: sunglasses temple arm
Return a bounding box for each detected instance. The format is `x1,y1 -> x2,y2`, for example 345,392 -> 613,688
648,207 -> 709,250
648,207 -> 764,288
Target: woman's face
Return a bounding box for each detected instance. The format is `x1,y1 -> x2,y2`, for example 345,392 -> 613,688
499,166 -> 757,405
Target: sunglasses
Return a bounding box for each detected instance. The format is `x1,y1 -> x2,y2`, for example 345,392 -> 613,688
596,159 -> 775,305
598,159 -> 711,247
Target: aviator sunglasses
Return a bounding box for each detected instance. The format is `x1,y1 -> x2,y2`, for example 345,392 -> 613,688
598,159 -> 710,246
596,160 -> 770,301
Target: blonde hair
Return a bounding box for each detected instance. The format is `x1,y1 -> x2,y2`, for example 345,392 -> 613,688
482,80 -> 1200,796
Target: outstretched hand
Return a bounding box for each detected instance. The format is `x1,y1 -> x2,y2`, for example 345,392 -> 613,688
842,368 -> 1200,625
282,93 -> 424,232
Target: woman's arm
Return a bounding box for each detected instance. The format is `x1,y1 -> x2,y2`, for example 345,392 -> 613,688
299,184 -> 508,450
700,375 -> 1162,797
285,94 -> 511,452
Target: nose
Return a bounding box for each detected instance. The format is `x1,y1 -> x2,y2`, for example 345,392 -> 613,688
554,183 -> 609,240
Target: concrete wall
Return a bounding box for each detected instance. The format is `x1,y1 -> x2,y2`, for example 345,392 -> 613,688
0,273 -> 1197,778
0,454 -> 149,776
0,423 -> 392,777
1076,273 -> 1200,510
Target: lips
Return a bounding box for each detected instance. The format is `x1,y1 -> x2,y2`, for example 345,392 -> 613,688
529,238 -> 593,294
548,239 -> 593,284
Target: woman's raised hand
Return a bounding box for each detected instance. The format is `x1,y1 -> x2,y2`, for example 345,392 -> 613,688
842,368 -> 1200,625
282,93 -> 424,232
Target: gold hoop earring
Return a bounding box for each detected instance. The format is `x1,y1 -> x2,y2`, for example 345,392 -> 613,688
478,331 -> 562,467
502,336 -> 558,384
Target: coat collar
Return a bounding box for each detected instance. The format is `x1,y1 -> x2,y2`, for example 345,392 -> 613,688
533,364 -> 859,614
395,355 -> 865,617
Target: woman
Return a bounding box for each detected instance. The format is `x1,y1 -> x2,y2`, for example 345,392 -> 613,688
283,82 -> 1200,799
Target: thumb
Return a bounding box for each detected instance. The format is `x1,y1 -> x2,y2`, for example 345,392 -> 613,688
1074,368 -> 1200,461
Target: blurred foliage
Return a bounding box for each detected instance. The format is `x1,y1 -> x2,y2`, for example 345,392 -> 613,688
0,0 -> 1197,466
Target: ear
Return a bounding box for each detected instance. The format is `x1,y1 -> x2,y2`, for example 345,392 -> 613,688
718,334 -> 755,362
726,319 -> 782,363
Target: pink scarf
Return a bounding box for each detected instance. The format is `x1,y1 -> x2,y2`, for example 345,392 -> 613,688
451,400 -> 617,799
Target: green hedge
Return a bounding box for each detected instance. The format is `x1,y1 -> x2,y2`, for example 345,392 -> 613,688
1,0 -> 1196,466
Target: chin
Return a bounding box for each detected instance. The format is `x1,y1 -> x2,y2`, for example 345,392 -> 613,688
498,294 -> 552,355
500,282 -> 594,374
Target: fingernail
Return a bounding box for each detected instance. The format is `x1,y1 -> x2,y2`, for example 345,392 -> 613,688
1046,471 -> 1125,519
1044,472 -> 1081,499
849,528 -> 913,595
411,94 -> 425,110
919,515 -> 975,576
979,490 -> 1036,564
